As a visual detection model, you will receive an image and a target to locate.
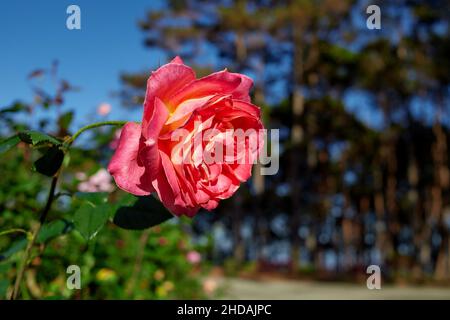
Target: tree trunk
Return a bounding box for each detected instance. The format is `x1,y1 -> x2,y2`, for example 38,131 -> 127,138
289,20 -> 304,273
431,107 -> 449,280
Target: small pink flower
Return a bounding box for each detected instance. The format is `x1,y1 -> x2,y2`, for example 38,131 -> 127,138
75,172 -> 87,180
186,250 -> 202,264
90,169 -> 111,186
77,168 -> 114,193
78,181 -> 96,193
97,102 -> 111,116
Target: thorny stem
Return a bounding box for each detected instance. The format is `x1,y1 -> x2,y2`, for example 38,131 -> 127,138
10,175 -> 58,300
65,120 -> 128,145
0,229 -> 31,238
126,229 -> 151,297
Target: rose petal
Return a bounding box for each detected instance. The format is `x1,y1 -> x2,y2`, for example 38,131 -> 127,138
163,95 -> 214,133
169,70 -> 242,107
152,151 -> 199,216
201,199 -> 219,210
228,100 -> 261,119
108,122 -> 153,196
142,59 -> 196,130
230,73 -> 253,102
170,56 -> 184,64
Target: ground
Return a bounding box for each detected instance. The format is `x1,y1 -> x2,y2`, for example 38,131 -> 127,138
214,277 -> 450,300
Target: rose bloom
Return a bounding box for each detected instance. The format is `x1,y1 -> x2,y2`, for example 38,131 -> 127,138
108,57 -> 264,216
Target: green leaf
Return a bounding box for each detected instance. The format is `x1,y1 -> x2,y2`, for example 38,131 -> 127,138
58,111 -> 74,130
325,44 -> 357,63
72,192 -> 112,241
0,102 -> 27,114
43,295 -> 66,300
0,240 -> 26,261
0,135 -> 20,154
0,228 -> 30,238
74,192 -> 109,205
18,130 -> 61,146
36,219 -> 73,243
73,203 -> 111,241
113,196 -> 175,230
0,279 -> 9,299
33,146 -> 65,176
0,220 -> 73,261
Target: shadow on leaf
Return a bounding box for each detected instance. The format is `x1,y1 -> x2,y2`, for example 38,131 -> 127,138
113,196 -> 174,230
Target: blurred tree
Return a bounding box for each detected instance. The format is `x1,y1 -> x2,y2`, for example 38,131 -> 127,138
119,0 -> 450,281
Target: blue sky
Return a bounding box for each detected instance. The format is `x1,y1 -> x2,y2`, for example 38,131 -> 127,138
0,0 -> 166,129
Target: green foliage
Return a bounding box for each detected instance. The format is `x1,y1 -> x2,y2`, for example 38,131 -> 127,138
18,131 -> 61,147
1,220 -> 73,260
0,70 -> 210,299
0,135 -> 20,154
57,111 -> 74,131
0,143 -> 210,299
33,146 -> 65,176
72,193 -> 112,241
0,101 -> 27,114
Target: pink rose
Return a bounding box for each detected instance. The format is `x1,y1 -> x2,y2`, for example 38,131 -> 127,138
108,57 -> 264,216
